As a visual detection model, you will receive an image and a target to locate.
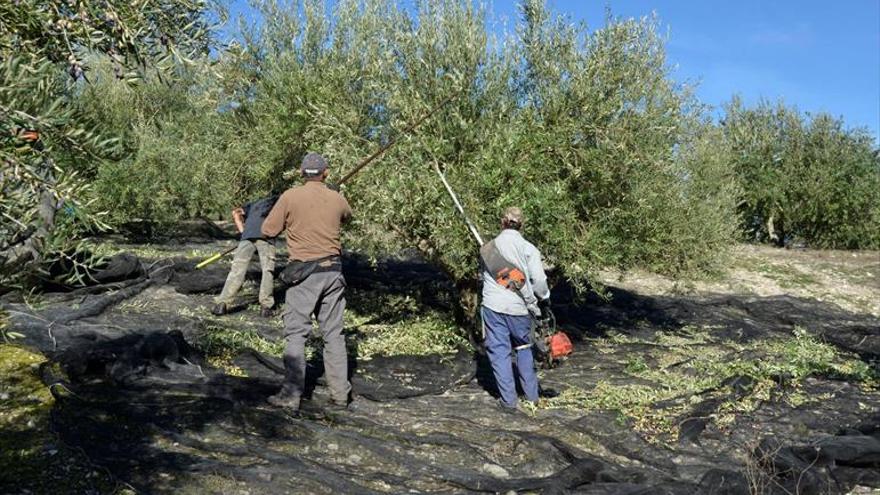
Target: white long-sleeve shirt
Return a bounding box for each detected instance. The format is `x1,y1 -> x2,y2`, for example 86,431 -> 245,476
480,229 -> 550,316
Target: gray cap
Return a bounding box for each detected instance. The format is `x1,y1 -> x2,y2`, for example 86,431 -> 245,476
301,152 -> 328,177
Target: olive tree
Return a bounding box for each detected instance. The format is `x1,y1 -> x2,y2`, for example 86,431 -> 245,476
75,57 -> 248,227
724,97 -> 880,248
208,0 -> 738,329
0,0 -> 218,287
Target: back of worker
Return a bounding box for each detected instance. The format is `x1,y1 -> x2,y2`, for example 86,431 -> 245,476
265,180 -> 350,262
480,207 -> 550,411
261,152 -> 353,413
481,229 -> 548,318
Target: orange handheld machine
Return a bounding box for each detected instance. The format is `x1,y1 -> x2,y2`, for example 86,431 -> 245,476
533,307 -> 573,368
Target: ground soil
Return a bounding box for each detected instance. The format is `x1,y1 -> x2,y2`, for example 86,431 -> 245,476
1,226 -> 878,494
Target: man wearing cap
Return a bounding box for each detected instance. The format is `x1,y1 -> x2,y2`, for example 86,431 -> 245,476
211,194 -> 279,317
261,152 -> 353,412
480,207 -> 550,411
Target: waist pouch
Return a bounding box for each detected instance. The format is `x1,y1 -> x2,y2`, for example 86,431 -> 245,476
280,255 -> 341,285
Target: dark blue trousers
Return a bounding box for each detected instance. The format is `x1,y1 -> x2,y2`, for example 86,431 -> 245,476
481,306 -> 540,407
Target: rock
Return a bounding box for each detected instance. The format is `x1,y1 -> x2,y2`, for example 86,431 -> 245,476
482,463 -> 510,479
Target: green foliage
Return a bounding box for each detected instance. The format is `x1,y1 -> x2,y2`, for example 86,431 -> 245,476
76,58 -> 243,226
724,97 -> 880,249
163,0 -> 737,303
0,0 -> 218,287
7,0 -> 877,297
546,326 -> 876,438
0,309 -> 22,342
195,323 -> 285,375
0,55 -> 110,286
0,0 -> 215,71
193,292 -> 463,373
353,314 -> 464,358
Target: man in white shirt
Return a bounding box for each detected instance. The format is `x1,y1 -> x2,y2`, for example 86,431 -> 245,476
480,207 -> 550,410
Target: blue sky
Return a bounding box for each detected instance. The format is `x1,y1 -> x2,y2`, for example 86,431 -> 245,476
223,0 -> 880,140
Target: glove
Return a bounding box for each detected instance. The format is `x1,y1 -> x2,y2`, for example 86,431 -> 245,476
537,298 -> 551,315
527,302 -> 542,318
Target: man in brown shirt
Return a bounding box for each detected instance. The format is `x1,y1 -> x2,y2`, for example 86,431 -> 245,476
261,152 -> 353,412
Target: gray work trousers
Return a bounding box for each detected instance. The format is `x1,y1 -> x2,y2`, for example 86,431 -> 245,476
215,239 -> 276,308
280,271 -> 350,403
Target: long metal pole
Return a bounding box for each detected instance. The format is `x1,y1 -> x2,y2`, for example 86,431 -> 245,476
432,160 -> 484,247
197,91 -> 461,269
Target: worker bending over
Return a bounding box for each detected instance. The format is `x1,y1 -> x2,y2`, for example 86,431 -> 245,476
212,194 -> 279,317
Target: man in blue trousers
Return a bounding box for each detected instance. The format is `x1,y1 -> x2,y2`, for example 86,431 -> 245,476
480,207 -> 550,411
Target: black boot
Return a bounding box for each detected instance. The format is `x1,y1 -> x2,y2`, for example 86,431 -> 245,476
211,302 -> 228,316
260,306 -> 274,318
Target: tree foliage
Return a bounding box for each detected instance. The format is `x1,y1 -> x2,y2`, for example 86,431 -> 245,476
0,0 -> 217,287
724,97 -> 880,249
91,0 -> 736,310
76,58 -> 243,226
13,0 -> 876,312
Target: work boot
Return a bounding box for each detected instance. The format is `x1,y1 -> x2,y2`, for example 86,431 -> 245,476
267,392 -> 301,411
495,400 -> 528,418
260,306 -> 274,318
539,386 -> 559,398
211,302 -> 228,316
325,398 -> 353,413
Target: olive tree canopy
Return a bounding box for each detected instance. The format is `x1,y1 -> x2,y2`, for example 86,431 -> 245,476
0,0 -> 219,287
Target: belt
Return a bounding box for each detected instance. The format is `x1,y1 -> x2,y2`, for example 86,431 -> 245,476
311,255 -> 342,273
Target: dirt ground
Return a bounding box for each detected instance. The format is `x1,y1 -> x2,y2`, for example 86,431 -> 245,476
1,227 -> 878,494
601,244 -> 879,317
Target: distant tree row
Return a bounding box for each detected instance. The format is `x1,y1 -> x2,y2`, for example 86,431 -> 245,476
724,97 -> 880,249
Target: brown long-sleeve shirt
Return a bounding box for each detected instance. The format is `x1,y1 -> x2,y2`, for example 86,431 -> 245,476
261,181 -> 352,261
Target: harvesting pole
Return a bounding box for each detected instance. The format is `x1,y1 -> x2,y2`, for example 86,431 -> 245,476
195,245 -> 237,269
432,160 -> 484,247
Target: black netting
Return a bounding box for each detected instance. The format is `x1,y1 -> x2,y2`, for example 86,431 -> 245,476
3,249 -> 879,494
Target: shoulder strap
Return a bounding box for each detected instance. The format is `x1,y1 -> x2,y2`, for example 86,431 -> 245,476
480,240 -> 527,293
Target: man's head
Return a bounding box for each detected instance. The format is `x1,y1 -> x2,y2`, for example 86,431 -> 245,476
501,207 -> 524,230
301,152 -> 329,182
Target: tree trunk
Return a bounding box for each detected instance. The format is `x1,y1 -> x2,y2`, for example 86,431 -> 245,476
766,211 -> 785,247
454,277 -> 482,350
766,213 -> 778,246
1,174 -> 58,281
413,236 -> 483,350
776,216 -> 786,247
